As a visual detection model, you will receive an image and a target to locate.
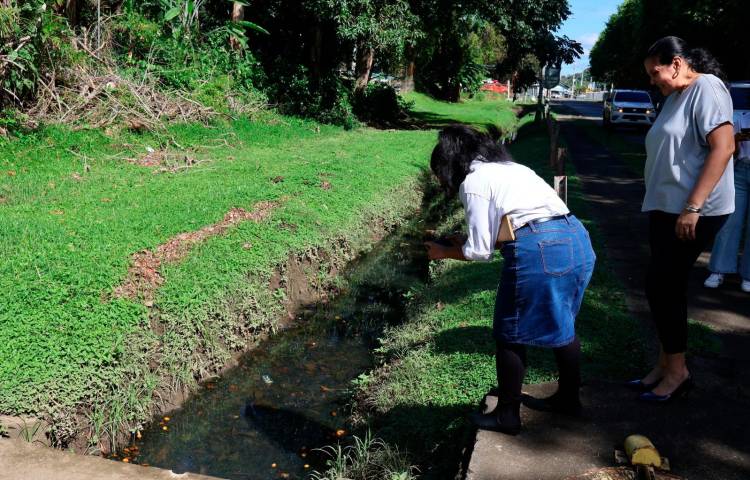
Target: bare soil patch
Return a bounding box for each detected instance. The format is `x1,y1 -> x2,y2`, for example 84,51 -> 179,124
113,201 -> 278,305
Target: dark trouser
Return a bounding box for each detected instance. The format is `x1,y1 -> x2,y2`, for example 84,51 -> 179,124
645,211 -> 728,354
496,337 -> 581,403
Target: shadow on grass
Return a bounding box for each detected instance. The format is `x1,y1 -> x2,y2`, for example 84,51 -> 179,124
433,325 -> 494,356
371,403 -> 477,480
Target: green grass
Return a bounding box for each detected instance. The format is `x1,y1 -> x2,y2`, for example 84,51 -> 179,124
0,114 -> 436,445
0,94 -> 522,448
353,118 -> 646,477
403,92 -> 518,133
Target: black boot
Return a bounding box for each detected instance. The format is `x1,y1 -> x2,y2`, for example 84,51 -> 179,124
469,399 -> 521,435
521,389 -> 582,416
524,337 -> 582,416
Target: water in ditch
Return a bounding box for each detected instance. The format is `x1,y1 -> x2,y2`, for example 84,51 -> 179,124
119,217 -> 436,479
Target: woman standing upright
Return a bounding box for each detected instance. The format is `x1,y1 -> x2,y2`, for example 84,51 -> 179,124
632,36 -> 735,401
425,125 -> 596,434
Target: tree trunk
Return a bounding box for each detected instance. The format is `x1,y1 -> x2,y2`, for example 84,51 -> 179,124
310,24 -> 323,81
401,45 -> 416,93
65,0 -> 79,28
354,41 -> 374,94
447,82 -> 461,102
229,2 -> 244,50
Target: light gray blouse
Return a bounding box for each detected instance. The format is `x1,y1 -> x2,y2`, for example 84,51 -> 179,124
642,74 -> 735,216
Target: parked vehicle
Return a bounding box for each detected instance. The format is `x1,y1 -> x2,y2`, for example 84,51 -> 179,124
603,89 -> 657,129
730,81 -> 750,122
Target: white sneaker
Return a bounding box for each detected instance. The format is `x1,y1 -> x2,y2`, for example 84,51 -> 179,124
742,279 -> 750,293
704,273 -> 724,288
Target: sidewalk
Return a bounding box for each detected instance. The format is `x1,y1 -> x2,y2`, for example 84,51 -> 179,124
464,111 -> 750,480
0,438 -> 225,480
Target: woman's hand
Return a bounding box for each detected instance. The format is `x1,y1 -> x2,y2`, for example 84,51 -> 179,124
675,211 -> 700,241
446,233 -> 466,247
425,241 -> 447,260
424,241 -> 466,261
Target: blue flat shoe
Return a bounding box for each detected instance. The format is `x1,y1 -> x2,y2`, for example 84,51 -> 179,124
639,376 -> 693,403
625,378 -> 660,392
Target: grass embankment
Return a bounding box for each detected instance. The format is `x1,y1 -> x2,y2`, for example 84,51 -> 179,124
352,116 -> 647,478
403,92 -> 518,132
0,99 -> 519,450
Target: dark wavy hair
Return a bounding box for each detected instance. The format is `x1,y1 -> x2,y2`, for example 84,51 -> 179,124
646,36 -> 724,79
430,124 -> 513,197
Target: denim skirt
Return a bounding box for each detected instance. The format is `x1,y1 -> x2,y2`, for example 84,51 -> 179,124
493,215 -> 596,347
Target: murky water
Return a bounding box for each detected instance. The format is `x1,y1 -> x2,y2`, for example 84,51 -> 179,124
120,219 -> 432,479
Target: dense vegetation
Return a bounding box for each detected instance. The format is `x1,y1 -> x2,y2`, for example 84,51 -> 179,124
589,0 -> 750,87
0,77 -> 518,453
0,0 -> 592,465
0,0 -> 580,130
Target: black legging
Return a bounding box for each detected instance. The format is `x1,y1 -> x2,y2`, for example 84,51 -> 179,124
645,211 -> 728,354
496,337 -> 581,402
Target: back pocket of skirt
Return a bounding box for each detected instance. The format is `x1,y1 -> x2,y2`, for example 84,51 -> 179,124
539,238 -> 574,276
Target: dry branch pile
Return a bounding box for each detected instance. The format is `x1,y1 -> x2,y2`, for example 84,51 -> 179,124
28,50 -> 217,130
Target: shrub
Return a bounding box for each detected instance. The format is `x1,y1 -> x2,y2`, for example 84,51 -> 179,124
0,2 -> 80,108
111,10 -> 161,59
270,65 -> 357,128
352,83 -> 412,124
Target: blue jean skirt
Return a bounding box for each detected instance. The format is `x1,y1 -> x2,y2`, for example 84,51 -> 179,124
493,215 -> 596,347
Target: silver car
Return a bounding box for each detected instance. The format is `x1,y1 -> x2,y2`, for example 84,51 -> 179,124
603,89 -> 657,129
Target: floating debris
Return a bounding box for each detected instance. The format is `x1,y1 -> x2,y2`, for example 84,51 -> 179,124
262,374 -> 274,385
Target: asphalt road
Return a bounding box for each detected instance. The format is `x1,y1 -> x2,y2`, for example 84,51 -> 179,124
553,99 -> 604,119
553,99 -> 649,146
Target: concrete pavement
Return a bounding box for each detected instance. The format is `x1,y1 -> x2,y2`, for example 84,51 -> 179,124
0,438 -> 225,480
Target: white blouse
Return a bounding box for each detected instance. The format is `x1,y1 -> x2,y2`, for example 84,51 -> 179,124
459,159 -> 569,261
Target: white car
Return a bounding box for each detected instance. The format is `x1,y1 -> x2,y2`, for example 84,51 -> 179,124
603,89 -> 657,129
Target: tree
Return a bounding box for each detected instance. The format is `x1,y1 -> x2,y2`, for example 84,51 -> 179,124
590,0 -> 750,87
65,0 -> 79,28
409,0 -> 514,101
230,1 -> 244,50
494,0 -> 577,100
530,33 -> 582,120
326,0 -> 420,93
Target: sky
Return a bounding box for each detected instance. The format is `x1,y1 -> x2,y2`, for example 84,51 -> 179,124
557,0 -> 623,76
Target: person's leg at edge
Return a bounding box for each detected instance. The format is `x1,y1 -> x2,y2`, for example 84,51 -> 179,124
494,342 -> 525,427
736,164 -> 750,284
646,214 -> 728,397
523,337 -> 582,414
470,342 -> 524,433
640,211 -> 675,387
708,163 -> 747,277
554,336 -> 582,399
